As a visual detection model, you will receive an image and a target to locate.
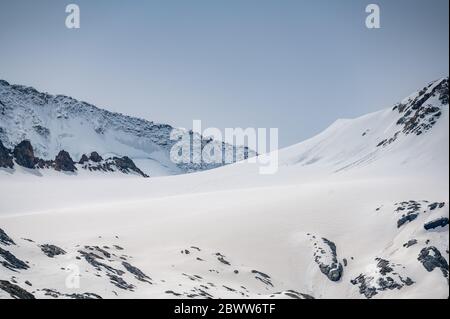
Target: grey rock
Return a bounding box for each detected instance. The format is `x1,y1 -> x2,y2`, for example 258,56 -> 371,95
424,217 -> 449,230
0,247 -> 29,271
79,154 -> 89,164
351,258 -> 414,299
54,150 -> 76,172
0,280 -> 35,299
403,239 -> 418,248
122,261 -> 152,283
0,228 -> 15,246
42,288 -> 102,299
112,156 -> 148,177
397,213 -> 419,228
0,140 -> 13,168
418,247 -> 449,278
89,151 -> 103,163
314,238 -> 343,282
107,274 -> 134,291
13,140 -> 35,168
40,244 -> 66,258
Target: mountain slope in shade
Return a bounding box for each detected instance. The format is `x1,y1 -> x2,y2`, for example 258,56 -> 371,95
0,79 -> 254,177
0,78 -> 448,299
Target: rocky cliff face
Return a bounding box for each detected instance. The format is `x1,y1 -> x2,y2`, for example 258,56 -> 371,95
3,139 -> 149,177
0,79 -> 255,177
0,141 -> 13,169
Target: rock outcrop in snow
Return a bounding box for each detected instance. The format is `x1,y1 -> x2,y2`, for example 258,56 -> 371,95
2,139 -> 149,177
377,77 -> 448,147
0,79 -> 255,177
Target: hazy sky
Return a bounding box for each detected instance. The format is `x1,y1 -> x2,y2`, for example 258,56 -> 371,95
0,0 -> 448,147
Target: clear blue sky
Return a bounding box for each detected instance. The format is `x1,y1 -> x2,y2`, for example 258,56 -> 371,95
0,0 -> 448,147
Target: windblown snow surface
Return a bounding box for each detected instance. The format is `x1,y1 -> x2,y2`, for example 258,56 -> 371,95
0,78 -> 449,299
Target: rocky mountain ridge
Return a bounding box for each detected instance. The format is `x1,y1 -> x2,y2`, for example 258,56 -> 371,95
0,79 -> 255,177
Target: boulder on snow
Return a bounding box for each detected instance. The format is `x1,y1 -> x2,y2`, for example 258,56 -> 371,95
0,140 -> 13,168
13,140 -> 36,168
54,150 -> 77,172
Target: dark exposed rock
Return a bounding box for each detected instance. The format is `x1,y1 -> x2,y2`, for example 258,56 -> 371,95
424,217 -> 449,230
377,258 -> 394,275
35,158 -> 54,169
122,261 -> 152,283
429,202 -> 445,210
0,140 -> 13,168
165,290 -> 182,296
13,140 -> 36,168
343,258 -> 348,266
222,285 -> 236,292
79,154 -> 89,164
40,244 -> 67,258
379,78 -> 448,147
54,150 -> 76,172
80,154 -> 148,177
78,249 -> 124,276
313,237 -> 343,282
281,290 -> 315,300
403,239 -> 418,248
107,274 -> 135,291
0,247 -> 29,271
251,270 -> 274,287
394,200 -> 444,228
215,253 -> 231,266
112,156 -> 148,177
42,288 -> 102,299
397,213 -> 419,228
0,280 -> 35,299
351,258 -> 414,299
0,228 -> 15,246
418,247 -> 449,278
89,151 -> 103,163
85,245 -> 111,259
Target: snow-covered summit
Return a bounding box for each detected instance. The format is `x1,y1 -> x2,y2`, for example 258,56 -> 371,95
275,77 -> 449,178
0,79 -> 254,177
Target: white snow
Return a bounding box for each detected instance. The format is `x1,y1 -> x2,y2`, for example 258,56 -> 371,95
0,78 -> 448,299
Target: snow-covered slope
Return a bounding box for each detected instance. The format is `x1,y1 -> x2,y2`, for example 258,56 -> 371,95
0,78 -> 448,299
0,80 -> 253,177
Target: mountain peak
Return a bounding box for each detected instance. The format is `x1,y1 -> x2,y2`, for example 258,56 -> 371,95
0,79 -> 254,177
